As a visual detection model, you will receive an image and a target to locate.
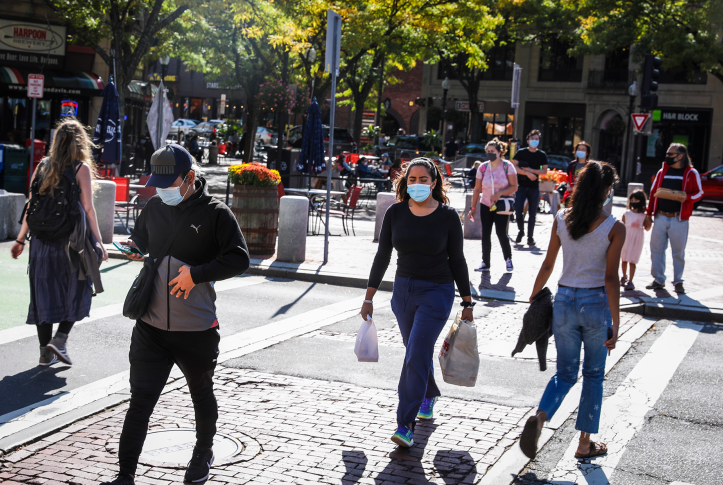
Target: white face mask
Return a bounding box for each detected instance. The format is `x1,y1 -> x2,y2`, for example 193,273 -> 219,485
157,175 -> 191,206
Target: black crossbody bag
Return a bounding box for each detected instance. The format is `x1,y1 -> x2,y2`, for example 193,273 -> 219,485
123,210 -> 192,320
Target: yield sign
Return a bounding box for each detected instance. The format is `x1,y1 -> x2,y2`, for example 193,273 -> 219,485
631,113 -> 650,133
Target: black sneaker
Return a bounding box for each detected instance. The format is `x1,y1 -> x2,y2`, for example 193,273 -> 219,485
185,447 -> 214,482
645,281 -> 664,290
674,283 -> 686,294
527,238 -> 536,246
100,475 -> 135,485
515,231 -> 524,243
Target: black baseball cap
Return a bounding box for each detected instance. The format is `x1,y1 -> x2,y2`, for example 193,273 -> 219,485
146,145 -> 193,188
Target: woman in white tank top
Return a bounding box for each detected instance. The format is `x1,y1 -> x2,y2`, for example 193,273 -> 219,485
519,161 -> 626,460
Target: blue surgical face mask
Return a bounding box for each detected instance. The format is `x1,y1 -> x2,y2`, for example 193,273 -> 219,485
407,183 -> 432,203
576,150 -> 587,160
603,189 -> 613,206
529,139 -> 539,149
157,175 -> 190,206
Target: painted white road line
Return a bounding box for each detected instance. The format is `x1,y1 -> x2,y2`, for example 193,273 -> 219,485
0,293 -> 379,443
547,321 -> 703,484
0,371 -> 129,439
0,275 -> 272,346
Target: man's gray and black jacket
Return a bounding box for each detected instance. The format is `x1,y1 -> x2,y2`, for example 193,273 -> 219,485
130,176 -> 249,331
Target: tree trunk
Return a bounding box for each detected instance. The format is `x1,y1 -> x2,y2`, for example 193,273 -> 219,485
243,103 -> 258,165
352,100 -> 366,150
466,77 -> 482,143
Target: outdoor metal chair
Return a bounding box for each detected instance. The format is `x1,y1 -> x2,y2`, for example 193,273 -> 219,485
315,185 -> 364,236
111,176 -> 133,234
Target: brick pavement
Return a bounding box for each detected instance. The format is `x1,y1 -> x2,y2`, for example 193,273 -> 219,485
0,368 -> 530,484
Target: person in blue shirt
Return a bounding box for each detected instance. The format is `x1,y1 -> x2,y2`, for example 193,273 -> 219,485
356,157 -> 386,191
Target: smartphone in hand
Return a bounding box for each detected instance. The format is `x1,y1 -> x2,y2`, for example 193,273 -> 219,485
113,242 -> 143,256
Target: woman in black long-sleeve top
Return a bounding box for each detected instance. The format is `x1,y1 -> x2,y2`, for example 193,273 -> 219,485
363,158 -> 474,448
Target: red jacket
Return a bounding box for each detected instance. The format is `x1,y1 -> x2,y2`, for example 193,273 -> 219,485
646,162 -> 704,221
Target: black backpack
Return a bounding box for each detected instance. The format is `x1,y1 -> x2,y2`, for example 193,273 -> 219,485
23,159 -> 82,240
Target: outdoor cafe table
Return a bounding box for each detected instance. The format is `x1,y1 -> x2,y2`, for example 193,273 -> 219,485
284,188 -> 346,235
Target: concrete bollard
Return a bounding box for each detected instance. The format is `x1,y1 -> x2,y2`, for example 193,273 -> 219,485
277,196 -> 308,263
93,180 -> 116,244
0,192 -> 26,240
627,182 -> 645,197
463,193 -> 481,239
374,192 -> 397,242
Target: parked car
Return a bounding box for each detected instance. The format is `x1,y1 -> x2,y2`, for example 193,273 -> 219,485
188,122 -> 219,138
698,164 -> 723,211
374,135 -> 435,157
287,125 -> 357,155
256,126 -> 278,145
546,154 -> 573,171
169,119 -> 199,136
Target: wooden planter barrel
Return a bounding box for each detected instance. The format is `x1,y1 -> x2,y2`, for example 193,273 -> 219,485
231,185 -> 279,255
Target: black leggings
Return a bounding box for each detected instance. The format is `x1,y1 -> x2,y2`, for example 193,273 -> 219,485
119,320 -> 220,475
36,321 -> 74,346
479,203 -> 512,266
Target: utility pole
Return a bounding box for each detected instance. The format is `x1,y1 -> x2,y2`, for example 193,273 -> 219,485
374,53 -> 385,145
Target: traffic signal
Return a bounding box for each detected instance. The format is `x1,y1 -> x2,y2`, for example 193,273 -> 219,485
641,54 -> 661,108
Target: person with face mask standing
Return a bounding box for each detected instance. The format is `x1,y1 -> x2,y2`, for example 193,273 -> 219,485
512,130 -> 548,246
564,141 -> 592,203
102,145 -> 250,485
644,143 -> 703,294
365,158 -> 473,448
468,139 -> 519,273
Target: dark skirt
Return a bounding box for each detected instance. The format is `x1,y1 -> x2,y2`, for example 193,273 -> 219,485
26,237 -> 93,325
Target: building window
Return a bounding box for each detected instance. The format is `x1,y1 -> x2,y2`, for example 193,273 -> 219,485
538,38 -> 583,82
481,43 -> 515,81
658,70 -> 707,85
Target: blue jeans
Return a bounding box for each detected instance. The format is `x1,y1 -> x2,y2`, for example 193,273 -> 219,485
514,186 -> 540,238
391,277 -> 455,427
538,286 -> 611,434
650,215 -> 689,285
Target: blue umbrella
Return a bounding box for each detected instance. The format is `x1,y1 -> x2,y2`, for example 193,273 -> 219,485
297,99 -> 327,174
92,81 -> 122,166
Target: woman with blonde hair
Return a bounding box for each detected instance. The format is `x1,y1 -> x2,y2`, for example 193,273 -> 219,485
11,118 -> 107,366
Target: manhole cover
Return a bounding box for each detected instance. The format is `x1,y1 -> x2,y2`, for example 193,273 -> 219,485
140,429 -> 244,465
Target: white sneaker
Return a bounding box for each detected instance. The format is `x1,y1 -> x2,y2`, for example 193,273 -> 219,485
505,258 -> 514,272
474,263 -> 490,272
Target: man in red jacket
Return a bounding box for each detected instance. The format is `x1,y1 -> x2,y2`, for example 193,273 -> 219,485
645,143 -> 704,294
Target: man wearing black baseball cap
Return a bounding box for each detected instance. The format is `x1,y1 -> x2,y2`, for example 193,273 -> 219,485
102,145 -> 250,484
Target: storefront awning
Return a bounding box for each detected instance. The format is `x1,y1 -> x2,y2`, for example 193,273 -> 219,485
126,80 -> 158,104
0,67 -> 105,96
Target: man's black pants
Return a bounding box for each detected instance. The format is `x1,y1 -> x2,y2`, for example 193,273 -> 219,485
118,320 -> 220,475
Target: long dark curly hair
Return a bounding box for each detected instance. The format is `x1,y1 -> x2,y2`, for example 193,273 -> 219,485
395,158 -> 449,204
565,160 -> 619,240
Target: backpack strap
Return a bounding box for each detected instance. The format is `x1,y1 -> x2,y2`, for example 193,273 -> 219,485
503,160 -> 510,175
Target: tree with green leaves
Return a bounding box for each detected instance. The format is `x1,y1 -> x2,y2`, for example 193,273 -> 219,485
574,0 -> 723,84
44,0 -> 196,122
431,0 -> 502,143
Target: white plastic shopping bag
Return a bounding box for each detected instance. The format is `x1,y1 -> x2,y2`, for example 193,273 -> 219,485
354,317 -> 379,362
438,311 -> 479,387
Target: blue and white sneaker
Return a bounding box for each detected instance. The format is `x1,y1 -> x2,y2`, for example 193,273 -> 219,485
417,397 -> 438,420
391,424 -> 414,448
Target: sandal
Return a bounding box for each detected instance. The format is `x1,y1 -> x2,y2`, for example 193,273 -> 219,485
519,416 -> 541,459
574,441 -> 608,459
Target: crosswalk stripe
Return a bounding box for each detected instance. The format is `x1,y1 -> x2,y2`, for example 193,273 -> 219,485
547,321 -> 703,484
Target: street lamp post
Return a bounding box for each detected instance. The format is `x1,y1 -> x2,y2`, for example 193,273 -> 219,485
441,77 -> 450,154
623,80 -> 638,184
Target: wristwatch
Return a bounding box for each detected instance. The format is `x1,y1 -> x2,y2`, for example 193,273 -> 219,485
460,301 -> 476,308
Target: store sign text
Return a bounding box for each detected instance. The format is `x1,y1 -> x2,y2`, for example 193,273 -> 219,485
662,112 -> 699,122
0,20 -> 66,55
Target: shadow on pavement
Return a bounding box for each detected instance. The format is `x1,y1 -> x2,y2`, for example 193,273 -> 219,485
342,449 -> 368,483
0,365 -> 71,416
